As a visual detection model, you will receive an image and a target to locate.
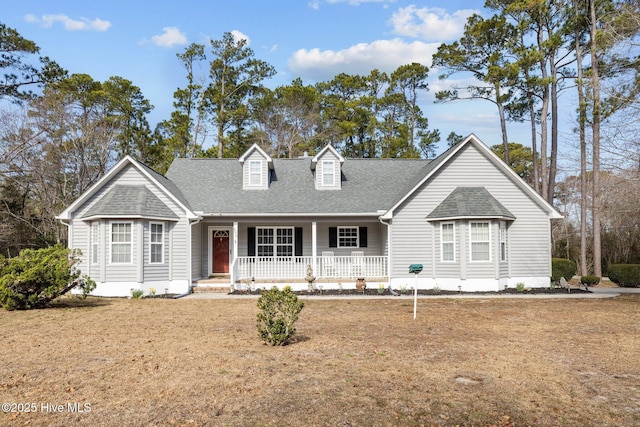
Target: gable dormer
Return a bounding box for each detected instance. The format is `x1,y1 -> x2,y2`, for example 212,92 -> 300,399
239,144 -> 273,190
311,144 -> 345,190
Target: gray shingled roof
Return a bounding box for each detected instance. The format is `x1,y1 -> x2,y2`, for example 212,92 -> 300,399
165,157 -> 432,214
82,185 -> 179,220
426,187 -> 515,220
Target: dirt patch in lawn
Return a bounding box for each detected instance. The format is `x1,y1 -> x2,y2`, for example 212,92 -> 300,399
1,295 -> 639,426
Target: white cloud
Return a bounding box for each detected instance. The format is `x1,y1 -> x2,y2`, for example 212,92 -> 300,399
288,38 -> 437,81
231,30 -> 250,45
151,27 -> 188,47
309,0 -> 396,9
24,13 -> 110,31
389,6 -> 477,41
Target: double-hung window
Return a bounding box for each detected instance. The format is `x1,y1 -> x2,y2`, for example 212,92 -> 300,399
322,160 -> 335,186
90,222 -> 100,264
249,160 -> 262,187
257,227 -> 294,257
470,221 -> 491,262
499,221 -> 507,262
111,222 -> 132,263
150,222 -> 164,264
441,222 -> 455,262
338,226 -> 358,247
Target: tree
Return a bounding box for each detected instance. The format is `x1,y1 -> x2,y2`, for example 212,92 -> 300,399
446,131 -> 464,148
0,22 -> 65,102
0,245 -> 95,310
491,142 -> 535,182
433,13 -> 519,164
205,32 -> 276,158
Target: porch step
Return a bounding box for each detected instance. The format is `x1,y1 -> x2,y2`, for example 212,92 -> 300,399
192,286 -> 230,294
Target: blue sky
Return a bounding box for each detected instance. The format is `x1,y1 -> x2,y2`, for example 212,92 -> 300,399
3,0 -> 565,157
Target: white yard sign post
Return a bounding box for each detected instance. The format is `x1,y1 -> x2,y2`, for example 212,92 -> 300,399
409,264 -> 423,320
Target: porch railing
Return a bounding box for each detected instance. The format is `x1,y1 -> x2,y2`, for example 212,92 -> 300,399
234,255 -> 387,281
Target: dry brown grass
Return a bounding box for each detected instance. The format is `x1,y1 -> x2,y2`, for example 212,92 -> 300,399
1,294 -> 639,427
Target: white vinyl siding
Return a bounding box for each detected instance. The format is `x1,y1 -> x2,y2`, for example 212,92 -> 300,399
110,222 -> 132,264
338,226 -> 358,247
470,221 -> 490,262
150,222 -> 164,264
322,160 -> 335,186
441,222 -> 455,262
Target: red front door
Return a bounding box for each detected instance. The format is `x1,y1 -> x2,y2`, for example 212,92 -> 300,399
212,230 -> 230,274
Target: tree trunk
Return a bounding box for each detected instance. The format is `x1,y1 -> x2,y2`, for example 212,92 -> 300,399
548,59 -> 559,203
575,0 -> 588,276
590,0 -> 602,278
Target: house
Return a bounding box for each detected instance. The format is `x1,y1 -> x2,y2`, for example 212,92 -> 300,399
57,134 -> 562,297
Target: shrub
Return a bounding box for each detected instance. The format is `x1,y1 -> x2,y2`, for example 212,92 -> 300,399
130,289 -> 144,299
552,258 -> 577,282
516,282 -> 525,292
256,286 -> 304,346
0,246 -> 95,311
580,276 -> 601,286
608,264 -> 640,287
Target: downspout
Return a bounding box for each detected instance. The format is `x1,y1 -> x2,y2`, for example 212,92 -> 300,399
379,216 -> 391,282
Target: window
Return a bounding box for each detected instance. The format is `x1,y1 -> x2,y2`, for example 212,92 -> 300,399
499,221 -> 507,262
470,221 -> 490,262
441,222 -> 455,262
338,226 -> 358,247
150,222 -> 164,264
90,222 -> 99,264
322,160 -> 335,186
111,222 -> 132,263
249,160 -> 262,186
257,227 -> 294,257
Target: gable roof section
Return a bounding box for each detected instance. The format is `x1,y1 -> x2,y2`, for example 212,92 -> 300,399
311,143 -> 344,169
426,187 -> 515,221
381,134 -> 563,220
165,157 -> 429,215
239,143 -> 274,169
82,185 -> 180,221
57,155 -> 197,221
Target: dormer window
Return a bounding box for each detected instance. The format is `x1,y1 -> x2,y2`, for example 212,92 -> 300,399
311,144 -> 344,190
249,160 -> 262,187
239,143 -> 273,190
322,160 -> 335,186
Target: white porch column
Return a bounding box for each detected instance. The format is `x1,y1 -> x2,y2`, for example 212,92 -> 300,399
312,221 -> 317,276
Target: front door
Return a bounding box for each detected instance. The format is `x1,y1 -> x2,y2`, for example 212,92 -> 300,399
212,230 -> 230,274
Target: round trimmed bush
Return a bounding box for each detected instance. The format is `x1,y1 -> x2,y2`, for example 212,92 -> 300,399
580,276 -> 601,286
552,258 -> 577,283
607,264 -> 640,287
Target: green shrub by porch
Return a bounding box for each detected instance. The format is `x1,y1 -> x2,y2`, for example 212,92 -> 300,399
580,276 -> 601,286
608,264 -> 640,287
551,258 -> 577,283
0,246 -> 96,310
256,286 -> 304,346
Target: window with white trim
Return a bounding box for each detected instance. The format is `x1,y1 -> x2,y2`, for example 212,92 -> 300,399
338,226 -> 358,247
90,222 -> 99,264
322,160 -> 335,186
470,221 -> 491,262
150,222 -> 164,264
441,222 -> 455,262
111,222 -> 132,263
249,160 -> 262,186
499,221 -> 507,262
257,227 -> 294,257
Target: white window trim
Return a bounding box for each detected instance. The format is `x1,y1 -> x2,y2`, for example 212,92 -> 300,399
90,222 -> 99,265
256,226 -> 295,257
337,226 -> 359,248
109,221 -> 133,264
248,160 -> 263,187
499,221 -> 507,262
321,160 -> 335,186
469,221 -> 491,262
149,222 -> 164,264
440,222 -> 455,262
